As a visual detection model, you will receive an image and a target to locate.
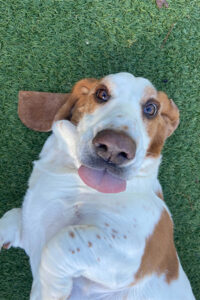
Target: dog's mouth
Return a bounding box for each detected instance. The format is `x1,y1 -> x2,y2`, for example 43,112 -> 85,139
78,165 -> 126,193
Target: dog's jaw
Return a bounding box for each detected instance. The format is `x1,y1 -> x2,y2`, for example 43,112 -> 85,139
48,120 -> 162,195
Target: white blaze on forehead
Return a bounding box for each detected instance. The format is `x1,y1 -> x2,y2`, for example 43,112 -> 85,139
97,72 -> 156,144
102,72 -> 155,102
78,72 -> 156,134
78,72 -> 156,143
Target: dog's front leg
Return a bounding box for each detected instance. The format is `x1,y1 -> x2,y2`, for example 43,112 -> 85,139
0,208 -> 22,250
30,224 -> 122,300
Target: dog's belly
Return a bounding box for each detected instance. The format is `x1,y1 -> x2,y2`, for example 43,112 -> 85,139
21,168 -> 165,281
20,169 -> 194,299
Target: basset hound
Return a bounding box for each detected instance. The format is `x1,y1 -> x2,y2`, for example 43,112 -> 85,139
0,72 -> 195,299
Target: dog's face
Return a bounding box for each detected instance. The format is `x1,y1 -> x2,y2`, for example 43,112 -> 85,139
54,73 -> 179,193
19,72 -> 179,193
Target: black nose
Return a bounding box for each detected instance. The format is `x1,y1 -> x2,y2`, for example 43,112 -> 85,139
92,129 -> 136,165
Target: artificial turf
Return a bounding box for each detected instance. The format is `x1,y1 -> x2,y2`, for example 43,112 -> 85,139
0,0 -> 199,299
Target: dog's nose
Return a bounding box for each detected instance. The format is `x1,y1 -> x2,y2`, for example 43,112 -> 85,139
92,129 -> 136,165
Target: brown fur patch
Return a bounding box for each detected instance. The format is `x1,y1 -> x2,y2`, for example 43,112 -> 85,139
156,191 -> 164,200
88,241 -> 92,247
134,210 -> 179,284
18,77 -> 109,131
69,231 -> 75,238
55,78 -> 106,125
142,89 -> 179,157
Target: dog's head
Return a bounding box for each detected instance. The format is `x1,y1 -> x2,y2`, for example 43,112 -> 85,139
19,72 -> 179,193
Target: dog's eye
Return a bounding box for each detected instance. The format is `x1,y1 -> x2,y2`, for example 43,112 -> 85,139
95,89 -> 110,103
143,102 -> 158,118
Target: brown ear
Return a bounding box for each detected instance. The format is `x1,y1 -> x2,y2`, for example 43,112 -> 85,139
18,91 -> 70,132
157,91 -> 180,137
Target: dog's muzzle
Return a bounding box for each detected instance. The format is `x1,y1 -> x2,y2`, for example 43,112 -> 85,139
78,130 -> 137,194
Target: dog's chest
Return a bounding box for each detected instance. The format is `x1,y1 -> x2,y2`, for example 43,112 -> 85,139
22,167 -> 163,259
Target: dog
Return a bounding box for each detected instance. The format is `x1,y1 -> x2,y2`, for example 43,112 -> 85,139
0,72 -> 195,299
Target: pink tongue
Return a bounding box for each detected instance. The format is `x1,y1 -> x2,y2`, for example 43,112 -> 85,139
78,165 -> 126,193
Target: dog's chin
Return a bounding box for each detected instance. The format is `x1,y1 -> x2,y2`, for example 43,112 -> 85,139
77,156 -> 137,193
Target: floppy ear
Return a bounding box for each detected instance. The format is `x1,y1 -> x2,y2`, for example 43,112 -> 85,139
18,91 -> 70,132
18,78 -> 99,131
157,91 -> 180,138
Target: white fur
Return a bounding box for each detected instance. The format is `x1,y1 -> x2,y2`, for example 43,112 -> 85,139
0,73 -> 195,299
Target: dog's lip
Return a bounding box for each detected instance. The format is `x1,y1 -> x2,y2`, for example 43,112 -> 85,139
79,152 -> 128,178
78,165 -> 126,193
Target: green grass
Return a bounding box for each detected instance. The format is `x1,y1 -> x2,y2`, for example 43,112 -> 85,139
0,0 -> 199,299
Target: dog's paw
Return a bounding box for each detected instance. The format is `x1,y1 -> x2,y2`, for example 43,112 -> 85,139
0,208 -> 21,251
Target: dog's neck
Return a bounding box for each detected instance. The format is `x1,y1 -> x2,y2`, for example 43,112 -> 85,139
126,156 -> 162,195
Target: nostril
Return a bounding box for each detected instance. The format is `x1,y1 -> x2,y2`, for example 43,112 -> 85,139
118,152 -> 128,159
95,143 -> 108,152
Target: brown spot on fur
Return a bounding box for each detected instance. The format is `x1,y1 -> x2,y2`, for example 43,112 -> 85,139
112,229 -> 118,234
105,223 -> 109,227
156,191 -> 164,200
134,210 -> 179,284
69,231 -> 75,238
142,88 -> 179,157
77,248 -> 80,252
112,234 -> 116,239
71,250 -> 75,254
88,241 -> 92,247
96,234 -> 101,239
123,235 -> 127,239
122,125 -> 129,130
97,257 -> 101,262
